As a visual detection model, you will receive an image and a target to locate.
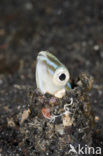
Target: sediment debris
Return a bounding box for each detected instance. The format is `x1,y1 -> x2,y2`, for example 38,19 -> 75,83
23,73 -> 94,155
0,73 -> 95,155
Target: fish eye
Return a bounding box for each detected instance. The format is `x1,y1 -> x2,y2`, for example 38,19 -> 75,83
53,67 -> 70,86
59,73 -> 66,81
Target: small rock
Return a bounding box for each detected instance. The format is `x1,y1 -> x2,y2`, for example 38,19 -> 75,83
24,3 -> 33,10
93,45 -> 100,51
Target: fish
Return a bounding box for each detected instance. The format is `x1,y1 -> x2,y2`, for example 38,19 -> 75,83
36,51 -> 71,98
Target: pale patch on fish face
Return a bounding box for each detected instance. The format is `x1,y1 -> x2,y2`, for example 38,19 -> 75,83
36,51 -> 71,98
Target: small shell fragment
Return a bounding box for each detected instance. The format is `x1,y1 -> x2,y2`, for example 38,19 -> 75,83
62,112 -> 74,127
20,109 -> 30,124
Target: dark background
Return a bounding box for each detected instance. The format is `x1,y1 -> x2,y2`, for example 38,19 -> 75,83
0,0 -> 103,153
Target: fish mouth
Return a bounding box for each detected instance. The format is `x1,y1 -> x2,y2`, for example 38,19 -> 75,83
38,51 -> 47,57
37,51 -> 47,60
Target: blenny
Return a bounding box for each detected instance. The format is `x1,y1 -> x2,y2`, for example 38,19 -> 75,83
36,51 -> 71,98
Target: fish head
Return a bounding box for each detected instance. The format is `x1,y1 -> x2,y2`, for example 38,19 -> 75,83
36,51 -> 71,98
